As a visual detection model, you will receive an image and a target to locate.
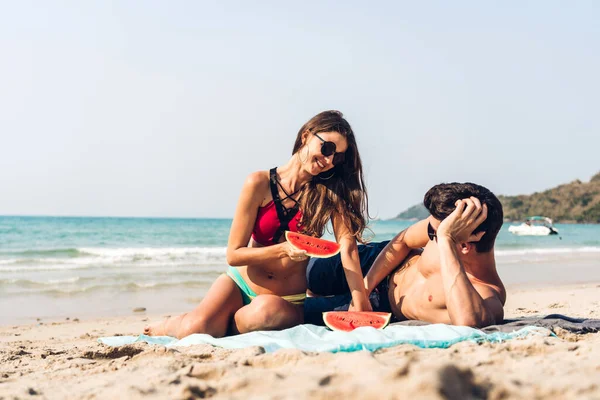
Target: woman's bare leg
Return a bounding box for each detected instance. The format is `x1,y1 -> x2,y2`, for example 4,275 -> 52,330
144,274 -> 244,339
232,294 -> 304,334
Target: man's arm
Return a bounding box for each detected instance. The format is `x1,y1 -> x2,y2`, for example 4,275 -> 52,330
364,218 -> 430,295
437,236 -> 504,327
437,197 -> 503,327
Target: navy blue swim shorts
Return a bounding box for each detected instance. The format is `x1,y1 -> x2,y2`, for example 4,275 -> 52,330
304,240 -> 392,325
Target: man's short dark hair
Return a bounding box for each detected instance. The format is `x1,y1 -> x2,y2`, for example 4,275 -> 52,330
423,182 -> 503,252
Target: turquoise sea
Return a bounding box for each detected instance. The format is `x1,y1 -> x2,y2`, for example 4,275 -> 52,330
1,216 -> 599,325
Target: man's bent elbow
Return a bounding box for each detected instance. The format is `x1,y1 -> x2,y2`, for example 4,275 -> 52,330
453,316 -> 479,328
453,314 -> 497,329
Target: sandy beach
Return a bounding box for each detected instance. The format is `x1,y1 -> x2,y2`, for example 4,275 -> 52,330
2,282 -> 599,400
4,1 -> 599,398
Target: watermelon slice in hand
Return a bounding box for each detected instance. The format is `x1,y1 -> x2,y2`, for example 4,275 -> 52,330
285,231 -> 341,258
323,311 -> 392,332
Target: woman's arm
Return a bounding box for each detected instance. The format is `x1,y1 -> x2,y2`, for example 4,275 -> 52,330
226,172 -> 306,266
364,218 -> 430,295
332,214 -> 372,312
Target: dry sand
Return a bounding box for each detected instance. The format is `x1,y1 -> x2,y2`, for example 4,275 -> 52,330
2,283 -> 600,400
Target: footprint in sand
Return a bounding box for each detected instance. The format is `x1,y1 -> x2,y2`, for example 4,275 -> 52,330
180,383 -> 217,399
82,344 -> 145,360
548,302 -> 566,309
318,374 -> 339,386
187,361 -> 236,380
516,307 -> 539,314
244,348 -> 307,368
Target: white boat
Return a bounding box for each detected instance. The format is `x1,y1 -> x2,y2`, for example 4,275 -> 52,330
508,216 -> 559,236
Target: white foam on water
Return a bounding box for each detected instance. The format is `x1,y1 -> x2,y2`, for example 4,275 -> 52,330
496,246 -> 600,257
0,263 -> 95,272
47,277 -> 81,284
3,279 -> 212,296
78,247 -> 227,258
0,247 -> 228,272
495,246 -> 600,265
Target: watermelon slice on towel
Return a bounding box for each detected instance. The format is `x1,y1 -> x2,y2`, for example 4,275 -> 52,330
323,311 -> 392,332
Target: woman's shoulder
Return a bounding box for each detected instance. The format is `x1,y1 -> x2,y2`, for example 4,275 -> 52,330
243,170 -> 271,191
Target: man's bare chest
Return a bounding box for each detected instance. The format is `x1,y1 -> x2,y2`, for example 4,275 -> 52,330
389,254 -> 449,320
400,273 -> 447,310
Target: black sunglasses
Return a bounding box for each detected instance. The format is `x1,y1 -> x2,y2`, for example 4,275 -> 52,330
314,133 -> 346,166
427,222 -> 437,242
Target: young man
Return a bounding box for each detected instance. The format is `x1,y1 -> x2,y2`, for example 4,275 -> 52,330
305,182 -> 506,328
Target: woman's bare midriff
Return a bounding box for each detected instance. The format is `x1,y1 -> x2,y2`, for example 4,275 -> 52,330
236,240 -> 308,296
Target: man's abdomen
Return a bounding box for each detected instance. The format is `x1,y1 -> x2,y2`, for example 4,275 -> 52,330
389,251 -> 451,323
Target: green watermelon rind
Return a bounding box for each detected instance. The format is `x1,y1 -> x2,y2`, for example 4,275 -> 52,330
322,311 -> 392,331
285,231 -> 341,258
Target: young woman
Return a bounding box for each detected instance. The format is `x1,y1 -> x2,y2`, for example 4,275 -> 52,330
144,110 -> 370,338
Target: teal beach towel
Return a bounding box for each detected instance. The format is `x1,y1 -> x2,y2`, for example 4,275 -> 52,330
99,324 -> 550,353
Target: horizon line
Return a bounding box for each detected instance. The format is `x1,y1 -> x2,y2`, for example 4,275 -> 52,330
0,214 -> 234,220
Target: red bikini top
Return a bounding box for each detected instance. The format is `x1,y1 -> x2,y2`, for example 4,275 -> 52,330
251,167 -> 303,246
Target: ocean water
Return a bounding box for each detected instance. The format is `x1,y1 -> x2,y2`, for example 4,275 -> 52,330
1,216 -> 599,324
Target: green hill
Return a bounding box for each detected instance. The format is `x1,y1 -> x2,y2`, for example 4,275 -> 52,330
391,172 -> 600,223
391,203 -> 430,220
499,172 -> 600,223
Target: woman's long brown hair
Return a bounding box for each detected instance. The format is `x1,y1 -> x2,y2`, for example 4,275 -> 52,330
292,110 -> 369,243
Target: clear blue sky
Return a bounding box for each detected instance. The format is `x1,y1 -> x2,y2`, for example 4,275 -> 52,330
1,1 -> 598,218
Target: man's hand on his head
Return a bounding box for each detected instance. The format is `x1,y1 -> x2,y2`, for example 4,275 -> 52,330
437,197 -> 488,244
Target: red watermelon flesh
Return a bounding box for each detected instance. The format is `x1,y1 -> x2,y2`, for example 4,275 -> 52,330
285,231 -> 340,258
323,311 -> 392,332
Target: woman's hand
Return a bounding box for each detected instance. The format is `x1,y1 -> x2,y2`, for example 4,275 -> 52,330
348,294 -> 373,312
279,242 -> 309,262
